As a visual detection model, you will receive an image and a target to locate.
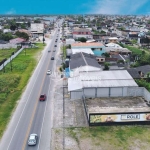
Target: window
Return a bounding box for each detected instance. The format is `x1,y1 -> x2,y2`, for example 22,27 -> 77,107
86,32 -> 88,34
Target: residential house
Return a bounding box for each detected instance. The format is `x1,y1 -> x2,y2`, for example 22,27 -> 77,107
66,39 -> 75,45
0,39 -> 18,49
127,32 -> 138,39
108,37 -> 118,43
72,28 -> 92,39
135,65 -> 150,78
3,29 -> 11,33
120,39 -> 132,45
9,38 -> 26,45
69,52 -> 101,77
71,42 -> 106,56
105,43 -> 132,55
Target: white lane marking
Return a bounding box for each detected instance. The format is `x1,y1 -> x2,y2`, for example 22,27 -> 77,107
37,77 -> 51,150
37,22 -> 62,150
6,41 -> 52,150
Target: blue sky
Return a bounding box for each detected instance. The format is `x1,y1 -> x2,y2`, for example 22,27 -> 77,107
1,0 -> 150,15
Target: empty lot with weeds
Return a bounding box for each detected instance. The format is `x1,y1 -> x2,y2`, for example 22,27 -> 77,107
52,126 -> 150,150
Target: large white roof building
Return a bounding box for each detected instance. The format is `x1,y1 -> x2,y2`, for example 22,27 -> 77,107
30,23 -> 44,34
68,70 -> 138,91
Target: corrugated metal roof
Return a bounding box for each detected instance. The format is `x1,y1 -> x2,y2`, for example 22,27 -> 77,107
72,48 -> 94,55
70,52 -> 100,70
68,70 -> 138,91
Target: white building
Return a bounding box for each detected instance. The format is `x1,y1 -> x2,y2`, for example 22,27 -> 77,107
68,70 -> 138,100
30,23 -> 44,34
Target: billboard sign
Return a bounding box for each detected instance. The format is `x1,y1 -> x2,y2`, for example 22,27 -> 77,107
90,113 -> 150,123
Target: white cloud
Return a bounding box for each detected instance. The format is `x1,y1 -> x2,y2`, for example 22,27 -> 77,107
6,8 -> 16,15
89,0 -> 149,14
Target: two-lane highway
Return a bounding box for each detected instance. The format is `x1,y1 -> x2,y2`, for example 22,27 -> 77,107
0,19 -> 63,150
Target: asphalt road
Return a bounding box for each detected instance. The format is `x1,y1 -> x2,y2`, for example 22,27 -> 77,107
0,19 -> 63,150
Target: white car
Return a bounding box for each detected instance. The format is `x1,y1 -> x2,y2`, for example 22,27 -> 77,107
28,134 -> 38,146
47,70 -> 51,75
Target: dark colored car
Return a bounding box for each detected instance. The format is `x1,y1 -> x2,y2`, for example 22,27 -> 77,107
54,45 -> 57,47
39,94 -> 46,101
51,56 -> 54,60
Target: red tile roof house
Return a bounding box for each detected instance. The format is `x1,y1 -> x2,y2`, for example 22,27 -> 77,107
73,28 -> 93,39
9,38 -> 26,45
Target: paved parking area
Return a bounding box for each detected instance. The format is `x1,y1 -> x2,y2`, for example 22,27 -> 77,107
53,78 -> 88,128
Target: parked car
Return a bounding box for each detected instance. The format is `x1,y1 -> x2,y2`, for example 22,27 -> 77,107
28,134 -> 38,146
48,50 -> 51,52
39,94 -> 46,101
54,45 -> 57,47
51,56 -> 54,60
47,70 -> 51,75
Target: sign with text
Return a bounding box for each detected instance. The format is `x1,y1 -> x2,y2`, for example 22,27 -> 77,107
90,113 -> 150,123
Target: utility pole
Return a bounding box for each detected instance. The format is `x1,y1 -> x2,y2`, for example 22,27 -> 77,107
24,48 -> 26,56
62,20 -> 65,150
10,52 -> 14,71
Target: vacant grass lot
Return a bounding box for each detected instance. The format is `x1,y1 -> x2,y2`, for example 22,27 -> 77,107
124,45 -> 143,55
0,48 -> 17,62
53,126 -> 150,150
0,43 -> 46,138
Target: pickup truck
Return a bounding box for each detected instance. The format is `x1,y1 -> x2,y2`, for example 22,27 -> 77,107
39,94 -> 46,101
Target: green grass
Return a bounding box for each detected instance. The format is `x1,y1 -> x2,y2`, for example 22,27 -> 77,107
61,46 -> 67,59
65,126 -> 150,150
67,127 -> 80,145
0,48 -> 17,62
0,43 -> 46,138
124,45 -> 143,55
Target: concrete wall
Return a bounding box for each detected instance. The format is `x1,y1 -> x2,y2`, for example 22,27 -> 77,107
0,48 -> 24,71
70,86 -> 150,102
70,90 -> 83,100
0,44 -> 17,49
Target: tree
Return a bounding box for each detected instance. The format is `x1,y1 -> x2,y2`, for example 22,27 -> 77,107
102,53 -> 110,57
77,37 -> 87,42
10,24 -> 17,30
66,44 -> 71,49
27,21 -> 31,27
10,20 -> 17,30
34,19 -> 41,23
4,25 -> 10,29
20,24 -> 26,29
117,60 -> 124,64
0,33 -> 13,41
15,31 -> 29,40
103,62 -> 110,70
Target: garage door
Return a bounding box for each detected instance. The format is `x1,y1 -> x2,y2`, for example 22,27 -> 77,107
97,88 -> 109,97
83,88 -> 96,98
110,87 -> 122,97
